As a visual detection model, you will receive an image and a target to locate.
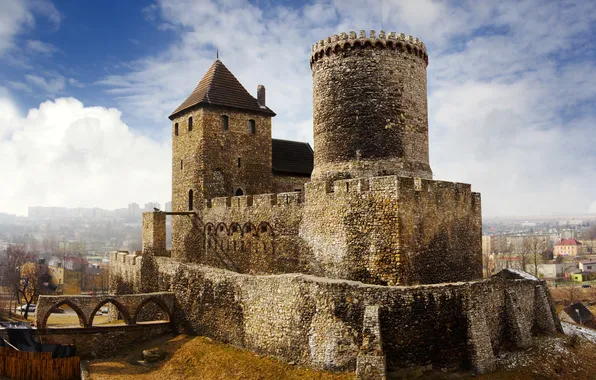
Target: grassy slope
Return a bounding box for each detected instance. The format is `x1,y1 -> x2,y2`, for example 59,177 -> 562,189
88,329 -> 596,380
88,334 -> 354,380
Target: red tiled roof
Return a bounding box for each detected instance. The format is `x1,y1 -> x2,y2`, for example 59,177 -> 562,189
169,60 -> 275,119
555,238 -> 582,246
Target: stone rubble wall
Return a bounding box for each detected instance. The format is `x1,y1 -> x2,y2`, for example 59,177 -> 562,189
109,251 -> 144,294
155,174 -> 481,286
123,258 -> 555,374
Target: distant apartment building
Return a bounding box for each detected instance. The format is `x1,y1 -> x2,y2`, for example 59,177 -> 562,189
554,238 -> 583,257
482,235 -> 508,255
127,203 -> 141,219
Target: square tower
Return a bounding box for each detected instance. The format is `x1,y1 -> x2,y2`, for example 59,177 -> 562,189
168,59 -> 276,261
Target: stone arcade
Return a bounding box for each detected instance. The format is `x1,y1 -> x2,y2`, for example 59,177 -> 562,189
110,30 -> 562,377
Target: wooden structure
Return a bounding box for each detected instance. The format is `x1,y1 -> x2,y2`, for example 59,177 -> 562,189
0,346 -> 80,380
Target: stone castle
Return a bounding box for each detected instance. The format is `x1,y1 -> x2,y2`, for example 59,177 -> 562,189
110,30 -> 561,378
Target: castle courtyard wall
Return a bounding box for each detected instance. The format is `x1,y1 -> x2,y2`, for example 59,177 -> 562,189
117,257 -> 558,373
156,174 -> 482,286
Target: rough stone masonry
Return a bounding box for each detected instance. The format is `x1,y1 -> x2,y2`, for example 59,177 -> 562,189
109,30 -> 562,376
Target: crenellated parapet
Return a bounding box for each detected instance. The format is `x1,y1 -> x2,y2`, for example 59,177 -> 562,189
110,250 -> 143,266
304,175 -> 479,204
203,192 -> 304,210
310,30 -> 428,67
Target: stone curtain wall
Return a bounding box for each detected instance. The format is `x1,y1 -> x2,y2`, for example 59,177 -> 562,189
200,192 -> 308,274
147,174 -> 481,285
128,258 -> 558,373
301,175 -> 482,285
396,177 -> 482,284
310,30 -> 432,182
109,251 -> 143,294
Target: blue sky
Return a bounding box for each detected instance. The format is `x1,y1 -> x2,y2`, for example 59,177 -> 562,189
0,0 -> 595,217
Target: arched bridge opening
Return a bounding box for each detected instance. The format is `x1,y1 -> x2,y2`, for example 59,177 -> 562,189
36,292 -> 175,330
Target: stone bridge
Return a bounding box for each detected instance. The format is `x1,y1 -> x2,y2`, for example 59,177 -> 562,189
35,292 -> 175,329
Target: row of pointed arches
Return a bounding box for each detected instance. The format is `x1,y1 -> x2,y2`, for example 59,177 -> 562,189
41,297 -> 171,329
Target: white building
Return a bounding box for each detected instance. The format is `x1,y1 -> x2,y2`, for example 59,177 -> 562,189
579,260 -> 596,273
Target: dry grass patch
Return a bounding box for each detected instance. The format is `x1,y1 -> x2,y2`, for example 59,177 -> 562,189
89,334 -> 354,380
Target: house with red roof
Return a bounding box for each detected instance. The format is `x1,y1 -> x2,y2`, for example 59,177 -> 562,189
554,238 -> 583,257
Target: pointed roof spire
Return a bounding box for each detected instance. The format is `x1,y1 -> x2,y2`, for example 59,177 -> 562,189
169,60 -> 276,119
216,48 -> 219,60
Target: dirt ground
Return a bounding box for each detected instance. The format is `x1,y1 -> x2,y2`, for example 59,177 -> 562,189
86,324 -> 596,380
87,334 -> 354,380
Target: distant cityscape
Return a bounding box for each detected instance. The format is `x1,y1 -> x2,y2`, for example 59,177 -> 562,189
0,201 -> 173,260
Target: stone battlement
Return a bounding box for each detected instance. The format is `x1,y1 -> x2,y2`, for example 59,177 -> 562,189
310,30 -> 427,65
305,175 -> 478,200
203,191 -> 304,210
200,175 -> 479,212
110,250 -> 142,266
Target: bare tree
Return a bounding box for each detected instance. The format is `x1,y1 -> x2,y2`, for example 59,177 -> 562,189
17,262 -> 44,319
1,246 -> 37,317
523,236 -> 547,277
518,240 -> 531,274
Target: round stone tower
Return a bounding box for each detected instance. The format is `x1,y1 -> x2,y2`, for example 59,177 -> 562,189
310,30 -> 433,182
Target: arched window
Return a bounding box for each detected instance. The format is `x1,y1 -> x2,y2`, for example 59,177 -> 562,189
174,123 -> 179,136
248,119 -> 255,134
188,117 -> 193,131
235,189 -> 244,196
188,189 -> 193,211
221,115 -> 229,131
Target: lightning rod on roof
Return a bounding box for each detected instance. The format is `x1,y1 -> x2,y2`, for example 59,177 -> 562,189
216,49 -> 219,59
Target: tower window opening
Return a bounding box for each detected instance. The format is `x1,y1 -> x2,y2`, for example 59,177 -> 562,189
221,115 -> 229,131
237,157 -> 241,167
188,117 -> 193,131
174,123 -> 179,136
235,188 -> 244,196
180,160 -> 183,170
188,189 -> 194,211
248,119 -> 255,134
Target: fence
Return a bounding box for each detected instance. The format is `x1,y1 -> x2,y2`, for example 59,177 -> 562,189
0,347 -> 80,380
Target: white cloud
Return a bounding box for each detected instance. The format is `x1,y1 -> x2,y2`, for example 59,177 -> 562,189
0,0 -> 60,56
25,74 -> 65,94
68,78 -> 84,88
0,0 -> 587,218
26,39 -> 58,56
0,93 -> 170,216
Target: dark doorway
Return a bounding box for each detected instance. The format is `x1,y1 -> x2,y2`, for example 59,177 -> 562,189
235,189 -> 244,196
